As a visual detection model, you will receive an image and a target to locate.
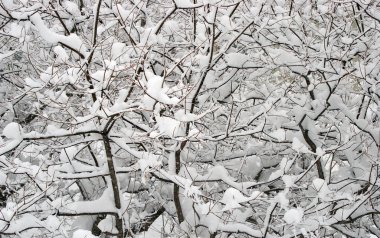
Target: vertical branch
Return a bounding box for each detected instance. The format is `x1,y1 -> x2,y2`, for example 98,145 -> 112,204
192,0 -> 197,42
173,6 -> 218,226
103,134 -> 124,238
92,0 -> 102,47
84,0 -> 102,103
263,202 -> 277,237
50,2 -> 70,35
190,7 -> 217,113
357,95 -> 366,119
289,0 -> 294,16
173,141 -> 186,224
299,115 -> 324,180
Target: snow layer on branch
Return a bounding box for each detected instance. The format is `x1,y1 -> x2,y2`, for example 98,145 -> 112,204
174,0 -> 203,8
53,46 -> 69,62
25,77 -> 44,88
0,202 -> 16,229
155,116 -> 184,138
329,94 -> 380,145
174,108 -> 216,122
268,157 -> 295,181
220,188 -> 261,211
59,146 -> 77,162
200,221 -> 264,237
275,192 -> 289,209
0,171 -> 6,185
138,153 -> 162,184
1,214 -> 43,234
0,51 -> 15,62
29,13 -> 87,56
219,15 -> 235,32
63,0 -> 81,17
98,215 -> 118,234
0,139 -> 23,156
45,215 -> 61,231
46,124 -> 70,136
135,215 -> 173,238
109,89 -> 134,113
61,187 -> 118,214
112,138 -> 162,183
0,3 -> 42,20
111,42 -> 129,62
225,53 -> 257,68
268,48 -> 307,74
269,128 -> 286,141
144,71 -> 179,105
73,229 -> 98,238
292,137 -> 313,154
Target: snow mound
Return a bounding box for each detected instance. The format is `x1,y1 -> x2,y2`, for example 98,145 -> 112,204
283,208 -> 304,224
2,122 -> 23,139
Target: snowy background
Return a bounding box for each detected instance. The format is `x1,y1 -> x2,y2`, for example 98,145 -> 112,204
0,0 -> 380,237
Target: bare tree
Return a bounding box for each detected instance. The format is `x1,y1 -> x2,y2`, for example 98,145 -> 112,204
0,0 -> 380,237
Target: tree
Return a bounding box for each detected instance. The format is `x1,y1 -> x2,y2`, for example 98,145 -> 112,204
0,0 -> 380,237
